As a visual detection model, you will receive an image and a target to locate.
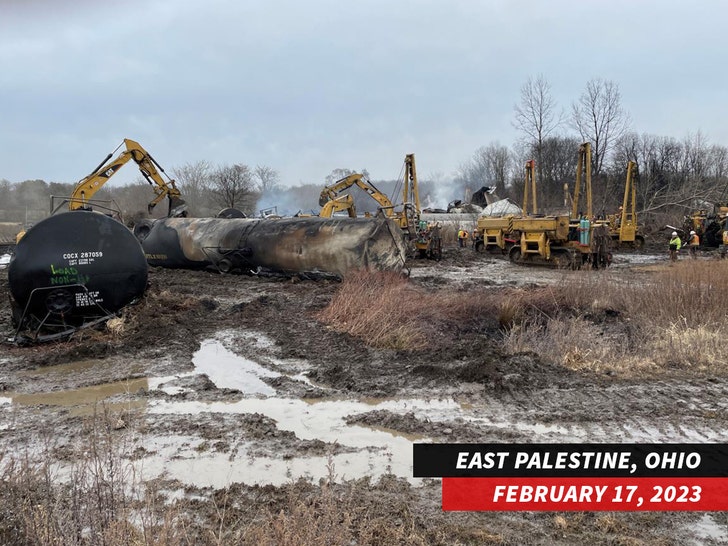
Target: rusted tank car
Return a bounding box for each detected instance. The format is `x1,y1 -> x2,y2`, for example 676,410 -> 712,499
135,216 -> 407,277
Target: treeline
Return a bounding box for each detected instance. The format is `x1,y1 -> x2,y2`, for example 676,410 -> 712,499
454,76 -> 728,228
2,77 -> 727,229
0,163 -> 445,224
455,132 -> 728,225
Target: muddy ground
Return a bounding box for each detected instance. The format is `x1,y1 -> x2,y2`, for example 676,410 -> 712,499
1,246 -> 728,545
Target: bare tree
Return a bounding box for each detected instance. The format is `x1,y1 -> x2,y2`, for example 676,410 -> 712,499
172,160 -> 212,216
532,136 -> 581,211
482,144 -> 512,196
209,164 -> 257,214
513,75 -> 563,185
571,78 -> 631,176
610,132 -> 728,225
452,144 -> 514,205
254,165 -> 281,194
681,131 -> 709,183
324,168 -> 370,185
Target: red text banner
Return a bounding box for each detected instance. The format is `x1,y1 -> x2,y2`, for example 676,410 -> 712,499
442,477 -> 728,511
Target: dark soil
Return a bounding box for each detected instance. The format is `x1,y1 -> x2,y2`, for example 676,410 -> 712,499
1,249 -> 726,545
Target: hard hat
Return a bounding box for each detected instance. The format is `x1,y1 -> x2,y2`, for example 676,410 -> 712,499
672,231 -> 678,237
690,230 -> 696,235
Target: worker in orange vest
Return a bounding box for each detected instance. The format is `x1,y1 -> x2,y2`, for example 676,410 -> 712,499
688,230 -> 700,259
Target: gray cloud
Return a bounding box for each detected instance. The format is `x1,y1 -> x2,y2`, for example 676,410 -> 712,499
1,0 -> 726,186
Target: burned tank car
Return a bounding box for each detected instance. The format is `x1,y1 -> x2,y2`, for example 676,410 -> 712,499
136,216 -> 408,277
8,211 -> 148,330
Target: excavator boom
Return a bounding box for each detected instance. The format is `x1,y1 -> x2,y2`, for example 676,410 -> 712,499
318,155 -> 421,233
319,173 -> 395,211
70,138 -> 187,217
403,153 -> 421,216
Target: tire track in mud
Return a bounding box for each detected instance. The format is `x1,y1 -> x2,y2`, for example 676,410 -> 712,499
451,377 -> 728,445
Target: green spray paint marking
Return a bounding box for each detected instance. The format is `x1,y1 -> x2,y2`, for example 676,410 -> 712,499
50,264 -> 90,285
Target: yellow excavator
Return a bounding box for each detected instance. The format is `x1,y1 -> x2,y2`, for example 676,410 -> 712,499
318,155 -> 420,232
318,155 -> 439,258
318,194 -> 357,218
65,138 -> 187,218
319,173 -> 396,215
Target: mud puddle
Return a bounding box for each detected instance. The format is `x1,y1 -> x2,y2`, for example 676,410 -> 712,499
688,514 -> 728,544
142,397 -> 460,487
4,379 -> 148,417
6,330 -> 724,493
189,338 -> 279,396
411,253 -> 667,290
139,336 -> 460,486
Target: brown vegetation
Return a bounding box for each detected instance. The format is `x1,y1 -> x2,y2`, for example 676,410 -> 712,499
317,263 -> 728,376
315,270 -> 503,350
503,261 -> 728,375
0,409 -> 439,546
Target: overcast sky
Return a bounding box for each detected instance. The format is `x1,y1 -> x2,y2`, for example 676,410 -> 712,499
2,0 -> 726,188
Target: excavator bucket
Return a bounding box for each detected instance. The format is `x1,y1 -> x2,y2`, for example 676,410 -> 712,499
168,196 -> 189,218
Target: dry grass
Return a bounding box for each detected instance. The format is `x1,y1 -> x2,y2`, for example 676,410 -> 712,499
244,461 -> 428,546
319,264 -> 728,374
315,270 -> 501,350
0,405 -> 190,546
1,411 -> 433,546
502,260 -> 728,375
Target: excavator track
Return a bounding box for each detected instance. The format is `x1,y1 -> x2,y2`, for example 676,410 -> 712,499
508,246 -> 579,269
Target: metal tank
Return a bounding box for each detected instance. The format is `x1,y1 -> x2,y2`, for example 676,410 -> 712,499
8,211 -> 148,337
420,212 -> 481,244
135,216 -> 408,277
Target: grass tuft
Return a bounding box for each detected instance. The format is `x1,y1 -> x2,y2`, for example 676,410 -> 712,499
316,270 -> 500,350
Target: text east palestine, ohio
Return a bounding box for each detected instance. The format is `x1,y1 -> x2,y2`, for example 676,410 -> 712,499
456,451 -> 634,471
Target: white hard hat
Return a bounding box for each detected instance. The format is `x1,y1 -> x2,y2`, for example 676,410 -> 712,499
672,231 -> 678,237
690,230 -> 696,235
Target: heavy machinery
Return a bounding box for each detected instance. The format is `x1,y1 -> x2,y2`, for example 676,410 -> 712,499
522,159 -> 537,215
507,142 -> 611,268
473,160 -> 535,254
318,173 -> 418,230
413,220 -> 443,260
400,154 -> 441,258
606,160 -> 645,249
681,204 -> 728,248
317,154 -> 438,258
319,194 -> 357,218
61,138 -> 187,218
476,144 -> 611,268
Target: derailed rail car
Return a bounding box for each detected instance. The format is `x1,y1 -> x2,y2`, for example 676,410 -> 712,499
8,211 -> 148,341
135,216 -> 408,278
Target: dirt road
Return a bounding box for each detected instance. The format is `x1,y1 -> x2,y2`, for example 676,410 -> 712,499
1,248 -> 727,545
